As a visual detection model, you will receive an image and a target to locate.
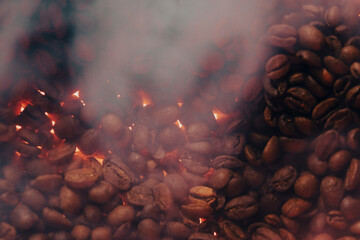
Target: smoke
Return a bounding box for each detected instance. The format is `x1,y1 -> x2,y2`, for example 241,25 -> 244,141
0,0 -> 39,91
72,0 -> 277,107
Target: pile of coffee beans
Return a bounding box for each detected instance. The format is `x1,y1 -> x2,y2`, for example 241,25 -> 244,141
2,0 -> 360,239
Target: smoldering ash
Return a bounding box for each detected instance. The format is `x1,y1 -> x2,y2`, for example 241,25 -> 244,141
2,0 -> 360,239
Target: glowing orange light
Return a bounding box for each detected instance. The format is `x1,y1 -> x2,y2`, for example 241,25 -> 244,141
139,175 -> 144,179
52,121 -> 55,126
80,100 -> 86,106
45,112 -> 49,116
15,151 -> 21,156
73,90 -> 80,98
50,129 -> 55,134
17,100 -> 32,115
75,147 -> 81,153
163,170 -> 168,176
37,146 -> 42,150
175,120 -> 184,129
138,90 -> 153,107
212,109 -> 226,121
177,101 -> 183,108
37,89 -> 45,96
117,94 -> 121,98
16,125 -> 22,130
213,232 -> 217,237
60,102 -> 64,107
199,218 -> 206,224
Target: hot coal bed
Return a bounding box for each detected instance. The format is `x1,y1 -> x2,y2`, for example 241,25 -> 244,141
1,0 -> 360,239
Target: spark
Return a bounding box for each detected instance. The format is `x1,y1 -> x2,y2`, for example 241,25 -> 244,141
37,89 -> 45,95
16,125 -> 22,130
163,170 -> 167,176
80,100 -> 86,106
175,120 -> 183,129
50,129 -> 55,134
75,147 -> 81,153
177,102 -> 183,107
117,94 -> 121,98
72,90 -> 80,98
213,112 -> 218,120
199,218 -> 206,224
52,121 -> 55,126
45,112 -> 49,116
213,232 -> 217,237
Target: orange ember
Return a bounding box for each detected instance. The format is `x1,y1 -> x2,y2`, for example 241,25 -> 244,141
52,121 -> 55,126
75,147 -> 105,165
72,90 -> 80,98
212,108 -> 228,121
163,170 -> 168,176
214,232 -> 217,237
50,129 -> 55,134
16,125 -> 22,131
175,119 -> 184,129
16,100 -> 32,115
138,89 -> 153,107
37,89 -> 45,96
117,94 -> 121,98
199,218 -> 206,224
177,101 -> 183,108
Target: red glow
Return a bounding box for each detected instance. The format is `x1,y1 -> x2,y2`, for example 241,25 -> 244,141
16,100 -> 32,115
199,218 -> 206,224
16,125 -> 22,131
37,89 -> 45,96
213,232 -> 217,237
50,129 -> 55,134
138,90 -> 153,107
175,119 -> 184,129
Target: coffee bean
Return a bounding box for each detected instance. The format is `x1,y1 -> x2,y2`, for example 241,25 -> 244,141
344,158 -> 360,191
267,24 -> 297,49
126,152 -> 147,176
350,62 -> 360,78
329,150 -> 352,172
30,174 -> 63,193
272,165 -> 297,192
252,227 -> 282,240
324,5 -> 342,27
314,130 -> 340,160
224,195 -> 258,220
219,220 -> 247,240
47,142 -> 76,165
334,75 -> 354,98
126,185 -> 154,206
281,197 -> 312,218
42,207 -> 72,229
137,219 -> 161,240
186,122 -> 211,142
208,168 -> 232,190
262,136 -> 280,164
298,25 -> 325,51
296,50 -> 322,67
88,181 -> 116,204
166,221 -> 190,239
320,176 -> 344,208
350,220 -> 360,234
71,225 -> 91,240
91,226 -> 112,240
284,87 -> 317,113
107,205 -> 135,227
294,172 -> 319,199
326,210 -> 348,230
340,196 -> 360,220
153,182 -> 174,211
54,115 -> 81,140
100,113 -> 124,138
10,204 -> 38,231
340,46 -> 360,65
78,129 -> 101,155
0,222 -> 16,240
164,173 -> 189,202
265,54 -> 291,80
181,202 -> 213,219
189,232 -> 217,240
103,155 -> 136,191
65,168 -> 99,189
59,186 -> 82,216
84,204 -> 102,224
21,187 -> 47,211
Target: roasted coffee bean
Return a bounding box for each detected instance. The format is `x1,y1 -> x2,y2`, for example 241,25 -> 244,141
30,174 -> 63,193
153,182 -> 174,211
185,141 -> 213,155
0,222 -> 16,240
21,187 -> 47,211
324,108 -> 356,131
100,113 -> 124,138
310,212 -> 327,233
28,233 -> 49,240
59,186 -> 82,215
212,155 -> 244,169
42,207 -> 72,229
54,115 -> 81,140
272,165 -> 297,192
107,205 -> 135,227
265,54 -> 291,80
340,46 -> 360,65
91,226 -> 112,240
152,104 -> 180,126
329,150 -> 352,172
186,121 -> 211,141
71,225 -> 91,240
165,221 -> 190,239
181,202 -> 213,219
88,181 -> 116,204
350,62 -> 360,78
126,185 -> 154,206
347,128 -> 360,150
113,223 -> 132,240
47,142 -> 76,165
219,220 -> 246,240
164,173 -> 189,202
294,172 -> 319,199
224,195 -> 258,220
298,25 -> 325,51
252,227 -> 282,240
263,75 -> 287,98
188,186 -> 216,206
126,152 -> 147,176
137,218 -> 161,240
320,176 -> 344,208
314,130 -> 340,161
312,233 -> 334,240
65,168 -> 99,189
312,98 -> 339,124
188,232 -> 217,240
310,68 -> 335,87
344,158 -> 360,191
281,197 -> 312,218
208,168 -> 232,190
346,85 -> 360,108
350,220 -> 360,234
326,210 -> 348,230
181,158 -> 209,175
284,87 -> 317,113
340,196 -> 360,220
268,24 -> 297,49
159,125 -> 185,150
262,136 -> 280,164
296,50 -> 322,67
78,129 -> 101,155
307,153 -> 328,176
103,155 -> 136,191
84,204 -> 102,224
10,204 -> 38,231
137,203 -> 162,221
334,75 -> 354,97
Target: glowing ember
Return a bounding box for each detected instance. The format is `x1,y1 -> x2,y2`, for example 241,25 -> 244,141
15,151 -> 21,156
45,112 -> 49,116
138,89 -> 153,107
15,125 -> 22,130
17,100 -> 32,115
213,232 -> 217,237
175,119 -> 184,129
37,146 -> 42,150
37,89 -> 45,95
163,170 -> 167,176
213,112 -> 218,120
117,94 -> 121,98
75,147 -> 81,153
139,175 -> 144,179
72,90 -> 80,98
52,121 -> 55,126
212,109 -> 226,121
199,218 -> 206,224
177,101 -> 183,108
50,129 -> 55,134
80,100 -> 86,106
